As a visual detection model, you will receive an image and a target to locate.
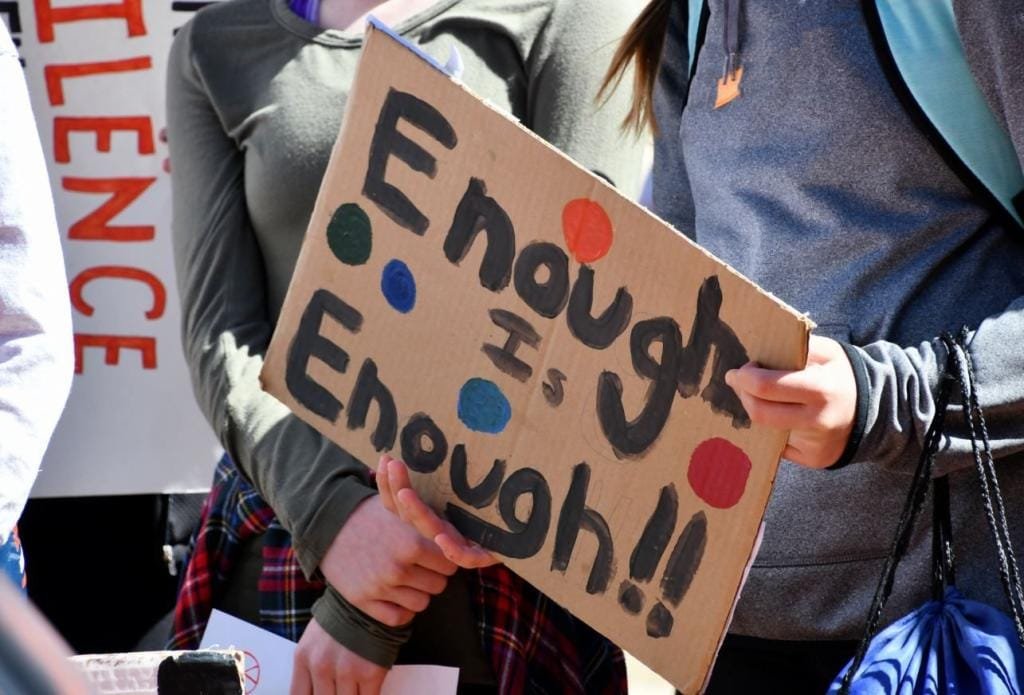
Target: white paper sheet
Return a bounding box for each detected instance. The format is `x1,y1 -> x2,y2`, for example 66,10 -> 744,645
200,609 -> 459,694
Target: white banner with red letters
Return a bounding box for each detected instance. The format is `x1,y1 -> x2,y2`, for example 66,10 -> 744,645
4,0 -> 222,496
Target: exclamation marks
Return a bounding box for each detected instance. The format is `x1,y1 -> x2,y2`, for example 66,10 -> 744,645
619,484 -> 678,615
618,484 -> 708,638
649,511 -> 707,638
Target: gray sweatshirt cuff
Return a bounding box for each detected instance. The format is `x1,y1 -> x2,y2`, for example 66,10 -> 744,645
828,342 -> 871,470
844,337 -> 945,473
312,586 -> 413,667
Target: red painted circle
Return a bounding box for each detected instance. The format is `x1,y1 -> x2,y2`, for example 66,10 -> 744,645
242,650 -> 260,694
687,438 -> 752,509
562,198 -> 613,263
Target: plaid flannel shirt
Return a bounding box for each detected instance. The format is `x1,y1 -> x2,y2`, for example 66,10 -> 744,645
171,456 -> 627,694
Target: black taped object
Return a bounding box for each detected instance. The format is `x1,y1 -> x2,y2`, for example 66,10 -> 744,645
157,651 -> 243,695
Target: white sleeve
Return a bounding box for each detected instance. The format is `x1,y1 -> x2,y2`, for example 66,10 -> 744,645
0,25 -> 74,541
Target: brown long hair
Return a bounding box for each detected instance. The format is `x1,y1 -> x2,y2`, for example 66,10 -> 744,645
599,0 -> 673,134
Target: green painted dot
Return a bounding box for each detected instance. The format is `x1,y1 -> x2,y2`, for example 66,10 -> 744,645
327,202 -> 372,266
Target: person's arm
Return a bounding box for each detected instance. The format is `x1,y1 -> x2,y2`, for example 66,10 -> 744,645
167,19 -> 375,580
845,0 -> 1024,476
726,298 -> 1024,477
954,0 -> 1024,167
526,0 -> 646,199
166,19 -> 441,669
726,2 -> 1024,474
844,312 -> 1024,476
0,24 -> 73,541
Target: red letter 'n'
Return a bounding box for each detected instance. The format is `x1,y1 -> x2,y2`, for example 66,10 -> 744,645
63,177 -> 156,242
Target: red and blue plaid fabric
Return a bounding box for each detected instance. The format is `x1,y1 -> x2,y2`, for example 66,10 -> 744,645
169,456 -> 324,647
170,456 -> 627,694
470,558 -> 628,694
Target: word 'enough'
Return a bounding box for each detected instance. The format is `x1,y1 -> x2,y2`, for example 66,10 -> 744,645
283,291 -> 709,637
348,88 -> 753,451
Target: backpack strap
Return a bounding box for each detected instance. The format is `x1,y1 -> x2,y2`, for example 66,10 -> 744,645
873,0 -> 1024,229
679,0 -> 1024,229
686,0 -> 709,78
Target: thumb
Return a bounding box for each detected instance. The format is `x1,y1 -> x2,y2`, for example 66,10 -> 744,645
806,335 -> 841,365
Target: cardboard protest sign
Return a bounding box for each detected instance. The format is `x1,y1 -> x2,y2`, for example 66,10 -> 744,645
262,24 -> 813,692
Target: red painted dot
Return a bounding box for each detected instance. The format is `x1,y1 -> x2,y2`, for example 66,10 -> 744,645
562,198 -> 613,263
687,438 -> 752,510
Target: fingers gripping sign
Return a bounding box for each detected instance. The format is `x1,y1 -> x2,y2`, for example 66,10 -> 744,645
725,336 -> 858,469
302,460 -> 463,694
378,455 -> 500,569
319,479 -> 457,629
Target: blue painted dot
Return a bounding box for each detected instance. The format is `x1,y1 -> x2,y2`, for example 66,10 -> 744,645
458,378 -> 512,434
381,259 -> 416,313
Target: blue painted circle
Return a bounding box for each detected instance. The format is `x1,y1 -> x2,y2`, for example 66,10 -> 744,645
381,259 -> 416,313
457,378 -> 512,434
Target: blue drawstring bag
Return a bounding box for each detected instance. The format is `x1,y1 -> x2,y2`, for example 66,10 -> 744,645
830,586 -> 1023,694
831,331 -> 1024,695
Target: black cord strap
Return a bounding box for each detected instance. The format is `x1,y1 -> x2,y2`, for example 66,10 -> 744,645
947,330 -> 1024,645
932,475 -> 955,602
838,330 -> 1024,693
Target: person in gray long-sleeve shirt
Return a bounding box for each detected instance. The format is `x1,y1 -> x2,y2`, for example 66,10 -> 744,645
608,0 -> 1024,691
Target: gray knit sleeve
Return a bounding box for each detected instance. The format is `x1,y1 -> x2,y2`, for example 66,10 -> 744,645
850,295 -> 1024,476
166,19 -> 377,577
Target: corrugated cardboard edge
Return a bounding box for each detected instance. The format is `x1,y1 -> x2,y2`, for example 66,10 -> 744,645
698,522 -> 766,694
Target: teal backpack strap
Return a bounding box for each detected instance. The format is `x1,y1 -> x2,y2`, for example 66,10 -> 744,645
873,0 -> 1024,229
686,0 -> 708,78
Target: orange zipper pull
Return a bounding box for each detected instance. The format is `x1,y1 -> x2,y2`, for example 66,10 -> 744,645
715,52 -> 743,109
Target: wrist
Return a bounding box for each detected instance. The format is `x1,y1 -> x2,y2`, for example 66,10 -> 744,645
293,477 -> 378,577
828,342 -> 869,470
312,586 -> 413,667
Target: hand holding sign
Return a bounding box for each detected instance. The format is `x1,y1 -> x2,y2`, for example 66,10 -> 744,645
725,336 -> 857,469
378,455 -> 499,569
320,492 -> 457,627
